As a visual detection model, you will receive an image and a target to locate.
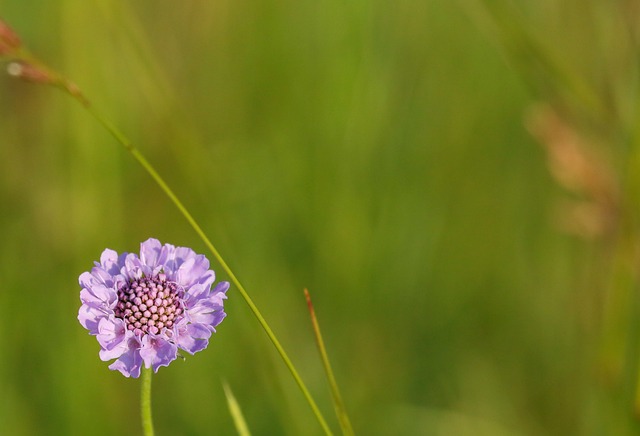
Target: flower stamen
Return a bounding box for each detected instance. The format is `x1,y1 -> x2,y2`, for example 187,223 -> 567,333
115,274 -> 184,336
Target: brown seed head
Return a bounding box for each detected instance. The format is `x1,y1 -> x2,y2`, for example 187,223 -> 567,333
0,19 -> 21,56
525,103 -> 619,239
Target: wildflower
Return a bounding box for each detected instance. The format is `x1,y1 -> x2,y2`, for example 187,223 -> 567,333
78,238 -> 229,377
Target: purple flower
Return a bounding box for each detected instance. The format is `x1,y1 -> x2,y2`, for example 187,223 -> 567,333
78,238 -> 229,377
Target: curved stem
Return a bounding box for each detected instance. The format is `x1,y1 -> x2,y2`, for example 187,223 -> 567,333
3,22 -> 334,435
79,100 -> 333,436
141,367 -> 155,436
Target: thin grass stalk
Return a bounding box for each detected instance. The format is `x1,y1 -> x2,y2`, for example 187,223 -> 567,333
78,102 -> 333,436
304,289 -> 354,436
2,44 -> 333,436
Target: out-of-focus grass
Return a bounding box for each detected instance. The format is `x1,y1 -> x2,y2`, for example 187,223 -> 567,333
1,0 -> 639,434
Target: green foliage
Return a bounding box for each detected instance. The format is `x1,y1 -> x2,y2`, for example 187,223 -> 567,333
1,0 -> 638,434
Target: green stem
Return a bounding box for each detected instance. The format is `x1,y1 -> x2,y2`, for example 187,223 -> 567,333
141,367 -> 155,436
75,96 -> 334,436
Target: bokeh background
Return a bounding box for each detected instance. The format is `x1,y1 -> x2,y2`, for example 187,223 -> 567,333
2,0 -> 640,434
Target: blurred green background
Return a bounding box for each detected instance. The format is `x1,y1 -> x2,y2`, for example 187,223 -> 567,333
1,0 -> 639,434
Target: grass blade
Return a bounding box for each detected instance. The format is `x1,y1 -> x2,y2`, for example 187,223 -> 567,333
222,381 -> 252,436
304,289 -> 354,436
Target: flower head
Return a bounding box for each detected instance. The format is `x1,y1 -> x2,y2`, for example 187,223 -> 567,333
78,238 -> 229,377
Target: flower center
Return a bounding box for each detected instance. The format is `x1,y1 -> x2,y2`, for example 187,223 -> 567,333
114,273 -> 184,336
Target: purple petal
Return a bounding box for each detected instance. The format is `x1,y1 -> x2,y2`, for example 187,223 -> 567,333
140,238 -> 163,269
209,311 -> 226,330
157,243 -> 178,275
108,336 -> 143,378
174,321 -> 212,355
99,249 -> 125,276
182,276 -> 223,309
184,282 -> 228,312
97,317 -> 129,361
122,253 -> 147,279
187,323 -> 213,339
183,283 -> 209,306
174,246 -> 196,266
78,304 -> 108,334
186,299 -> 226,328
80,284 -> 117,309
176,255 -> 212,287
78,267 -> 102,288
100,248 -> 119,265
140,334 -> 178,373
80,266 -> 117,289
210,282 -> 230,305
